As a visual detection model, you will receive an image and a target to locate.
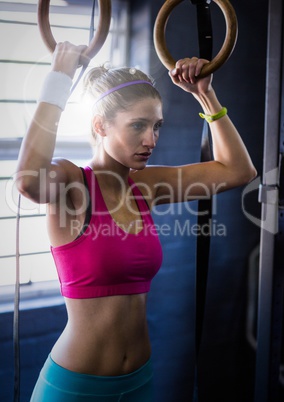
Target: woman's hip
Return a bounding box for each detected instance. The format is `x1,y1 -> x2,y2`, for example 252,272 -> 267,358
30,354 -> 154,402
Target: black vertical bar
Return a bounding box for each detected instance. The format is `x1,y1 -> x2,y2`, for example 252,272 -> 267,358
191,0 -> 213,363
254,0 -> 283,401
191,1 -> 213,401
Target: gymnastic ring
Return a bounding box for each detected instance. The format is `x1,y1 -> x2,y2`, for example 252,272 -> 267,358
153,0 -> 238,77
37,0 -> 111,65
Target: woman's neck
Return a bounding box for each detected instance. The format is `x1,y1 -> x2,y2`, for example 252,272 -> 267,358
90,144 -> 130,190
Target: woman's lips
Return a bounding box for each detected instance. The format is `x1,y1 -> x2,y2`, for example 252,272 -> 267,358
135,152 -> 151,161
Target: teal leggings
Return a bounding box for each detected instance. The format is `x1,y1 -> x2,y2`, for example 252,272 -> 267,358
30,355 -> 153,401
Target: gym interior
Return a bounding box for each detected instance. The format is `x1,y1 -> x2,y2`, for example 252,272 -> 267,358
0,1 -> 283,401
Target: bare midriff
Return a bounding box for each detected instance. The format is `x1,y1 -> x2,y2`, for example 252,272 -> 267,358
50,293 -> 151,376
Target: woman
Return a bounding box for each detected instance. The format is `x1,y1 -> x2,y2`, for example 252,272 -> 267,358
16,42 -> 256,401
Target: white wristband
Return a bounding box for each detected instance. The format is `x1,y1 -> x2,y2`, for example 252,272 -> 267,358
38,71 -> 73,111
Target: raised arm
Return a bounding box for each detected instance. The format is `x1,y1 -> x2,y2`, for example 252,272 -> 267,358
15,42 -> 87,204
136,57 -> 257,206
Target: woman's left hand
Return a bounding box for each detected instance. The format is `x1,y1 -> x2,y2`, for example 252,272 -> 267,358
168,57 -> 213,95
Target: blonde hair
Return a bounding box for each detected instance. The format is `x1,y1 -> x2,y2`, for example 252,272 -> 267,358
83,65 -> 162,144
83,66 -> 162,145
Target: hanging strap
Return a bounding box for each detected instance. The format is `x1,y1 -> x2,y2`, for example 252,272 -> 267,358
70,0 -> 97,93
191,0 -> 213,362
193,0 -> 213,64
191,1 -> 213,401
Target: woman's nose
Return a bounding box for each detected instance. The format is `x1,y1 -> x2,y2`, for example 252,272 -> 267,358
142,129 -> 156,149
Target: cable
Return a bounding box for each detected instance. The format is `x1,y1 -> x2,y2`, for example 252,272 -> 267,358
89,0 -> 96,44
13,193 -> 21,402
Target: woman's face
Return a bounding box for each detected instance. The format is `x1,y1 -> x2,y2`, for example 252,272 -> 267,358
101,97 -> 163,170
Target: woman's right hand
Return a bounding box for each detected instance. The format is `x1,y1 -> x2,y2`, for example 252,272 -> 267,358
51,41 -> 88,79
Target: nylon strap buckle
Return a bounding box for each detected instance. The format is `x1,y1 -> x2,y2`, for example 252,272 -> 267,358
258,184 -> 279,205
258,154 -> 284,206
279,153 -> 284,207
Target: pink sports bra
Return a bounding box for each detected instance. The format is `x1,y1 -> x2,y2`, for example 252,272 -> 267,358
51,166 -> 163,298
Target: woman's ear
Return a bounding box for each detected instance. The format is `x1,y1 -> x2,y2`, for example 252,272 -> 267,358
92,115 -> 107,138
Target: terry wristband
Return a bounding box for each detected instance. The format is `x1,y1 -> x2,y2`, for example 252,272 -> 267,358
38,71 -> 73,111
199,106 -> 227,123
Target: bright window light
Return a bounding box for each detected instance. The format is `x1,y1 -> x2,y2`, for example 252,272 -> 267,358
0,0 -> 129,288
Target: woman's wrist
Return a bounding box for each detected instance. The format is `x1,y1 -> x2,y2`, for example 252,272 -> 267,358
38,71 -> 73,111
193,89 -> 223,115
199,106 -> 228,123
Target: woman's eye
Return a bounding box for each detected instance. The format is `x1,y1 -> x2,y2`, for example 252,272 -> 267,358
131,122 -> 145,131
154,122 -> 163,131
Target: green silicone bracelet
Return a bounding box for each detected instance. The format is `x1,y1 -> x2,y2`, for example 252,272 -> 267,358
199,106 -> 227,123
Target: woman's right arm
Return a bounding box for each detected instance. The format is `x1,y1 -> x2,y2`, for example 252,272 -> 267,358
15,42 -> 87,204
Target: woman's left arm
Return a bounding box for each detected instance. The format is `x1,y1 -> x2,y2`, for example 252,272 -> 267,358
137,57 -> 257,206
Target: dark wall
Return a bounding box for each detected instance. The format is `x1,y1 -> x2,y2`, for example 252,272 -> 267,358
1,304 -> 68,402
0,1 -> 268,402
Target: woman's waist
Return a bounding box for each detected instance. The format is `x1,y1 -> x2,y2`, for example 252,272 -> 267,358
52,294 -> 151,375
51,329 -> 151,376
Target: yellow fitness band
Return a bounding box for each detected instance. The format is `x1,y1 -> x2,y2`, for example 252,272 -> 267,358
199,106 -> 227,123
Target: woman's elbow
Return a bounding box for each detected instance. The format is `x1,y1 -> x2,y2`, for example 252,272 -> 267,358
15,173 -> 41,203
238,165 -> 258,186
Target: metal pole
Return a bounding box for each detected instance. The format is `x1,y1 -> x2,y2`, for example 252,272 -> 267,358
254,0 -> 283,401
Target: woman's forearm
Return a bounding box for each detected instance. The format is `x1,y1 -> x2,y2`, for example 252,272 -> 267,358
15,43 -> 87,200
194,89 -> 257,183
16,103 -> 62,197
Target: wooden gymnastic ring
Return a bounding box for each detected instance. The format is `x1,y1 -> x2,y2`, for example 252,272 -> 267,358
153,0 -> 238,77
37,0 -> 111,65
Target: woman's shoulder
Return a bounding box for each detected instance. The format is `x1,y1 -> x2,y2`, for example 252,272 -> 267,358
129,165 -> 165,208
52,157 -> 79,169
51,157 -> 84,183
